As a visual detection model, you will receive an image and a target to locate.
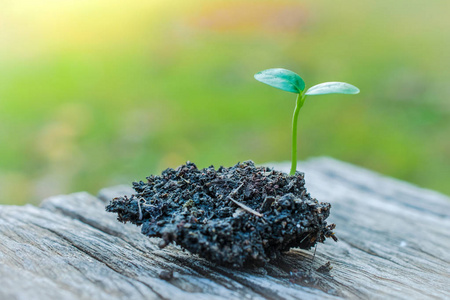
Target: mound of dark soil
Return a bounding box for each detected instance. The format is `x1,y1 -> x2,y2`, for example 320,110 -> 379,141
106,161 -> 336,267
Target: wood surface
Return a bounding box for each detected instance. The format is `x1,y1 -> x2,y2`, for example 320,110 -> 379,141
1,157 -> 449,300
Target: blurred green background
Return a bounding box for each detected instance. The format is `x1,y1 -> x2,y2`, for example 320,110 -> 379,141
1,0 -> 449,205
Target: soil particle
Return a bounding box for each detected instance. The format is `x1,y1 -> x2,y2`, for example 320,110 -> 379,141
316,261 -> 333,273
158,270 -> 174,281
106,161 -> 336,267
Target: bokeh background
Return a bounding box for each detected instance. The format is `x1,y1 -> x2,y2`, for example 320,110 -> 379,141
1,0 -> 449,205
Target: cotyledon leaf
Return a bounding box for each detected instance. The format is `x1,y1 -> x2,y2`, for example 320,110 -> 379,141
305,82 -> 360,96
254,68 -> 305,94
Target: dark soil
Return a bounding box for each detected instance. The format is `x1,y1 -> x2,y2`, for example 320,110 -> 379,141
106,161 -> 336,267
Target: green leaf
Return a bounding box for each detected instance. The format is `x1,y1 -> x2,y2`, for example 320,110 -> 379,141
254,68 -> 305,94
305,82 -> 360,96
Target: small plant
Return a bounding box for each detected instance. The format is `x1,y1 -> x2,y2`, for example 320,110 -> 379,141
254,68 -> 360,175
107,69 -> 341,267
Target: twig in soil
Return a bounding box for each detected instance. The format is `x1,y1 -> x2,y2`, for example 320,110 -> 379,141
228,197 -> 264,218
300,232 -> 312,244
137,198 -> 157,220
230,183 -> 244,197
137,198 -> 144,220
227,183 -> 263,217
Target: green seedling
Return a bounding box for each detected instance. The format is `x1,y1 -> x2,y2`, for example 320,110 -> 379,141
254,68 -> 359,175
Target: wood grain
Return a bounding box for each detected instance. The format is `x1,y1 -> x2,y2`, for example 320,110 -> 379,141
1,157 -> 449,300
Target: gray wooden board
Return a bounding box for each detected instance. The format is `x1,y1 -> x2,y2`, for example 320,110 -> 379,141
1,157 -> 449,300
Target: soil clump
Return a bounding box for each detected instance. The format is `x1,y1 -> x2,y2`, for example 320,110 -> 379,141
106,161 -> 336,267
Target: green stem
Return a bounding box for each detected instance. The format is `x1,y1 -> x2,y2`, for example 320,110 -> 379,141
290,93 -> 306,175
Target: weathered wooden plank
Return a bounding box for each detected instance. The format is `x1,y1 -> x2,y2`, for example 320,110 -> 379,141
1,157 -> 449,300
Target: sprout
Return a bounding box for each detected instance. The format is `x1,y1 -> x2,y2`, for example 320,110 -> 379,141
254,68 -> 360,175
